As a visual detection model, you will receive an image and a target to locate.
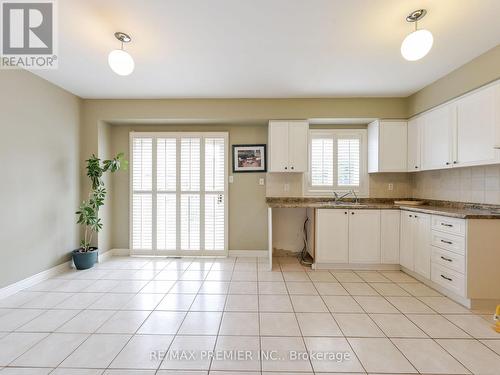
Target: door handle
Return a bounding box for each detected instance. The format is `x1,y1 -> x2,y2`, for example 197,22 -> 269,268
441,274 -> 453,282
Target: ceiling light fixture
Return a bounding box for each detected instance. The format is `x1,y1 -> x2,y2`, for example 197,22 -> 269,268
108,32 -> 135,76
401,9 -> 433,61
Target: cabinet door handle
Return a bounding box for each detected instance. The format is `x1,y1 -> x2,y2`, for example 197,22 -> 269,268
446,162 -> 450,165
351,212 -> 354,215
440,256 -> 453,262
284,166 -> 287,170
344,211 -> 347,215
441,274 -> 453,282
291,166 -> 294,170
453,161 -> 458,164
441,223 -> 453,227
440,239 -> 453,245
414,215 -> 418,219
409,214 -> 413,217
414,166 -> 418,169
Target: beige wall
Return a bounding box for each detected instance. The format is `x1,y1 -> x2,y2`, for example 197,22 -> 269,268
0,70 -> 80,288
408,45 -> 500,116
108,123 -> 269,251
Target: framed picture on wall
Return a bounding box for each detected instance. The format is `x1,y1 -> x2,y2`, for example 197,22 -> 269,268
232,144 -> 267,173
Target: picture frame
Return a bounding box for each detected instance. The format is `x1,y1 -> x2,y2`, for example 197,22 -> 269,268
232,144 -> 267,173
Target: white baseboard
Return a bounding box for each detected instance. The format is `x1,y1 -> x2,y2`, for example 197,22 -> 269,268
111,248 -> 131,256
0,261 -> 72,299
109,248 -> 267,258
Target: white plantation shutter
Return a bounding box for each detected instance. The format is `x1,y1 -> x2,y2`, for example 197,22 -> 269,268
311,137 -> 334,186
181,194 -> 200,250
132,138 -> 152,191
131,132 -> 226,254
205,194 -> 225,250
132,194 -> 152,249
337,138 -> 360,186
132,137 -> 153,250
181,138 -> 200,192
205,138 -> 225,192
157,194 -> 176,250
307,130 -> 365,194
157,138 -> 176,191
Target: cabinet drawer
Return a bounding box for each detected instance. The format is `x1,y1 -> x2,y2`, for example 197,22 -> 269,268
431,230 -> 465,255
431,263 -> 466,297
431,215 -> 466,236
431,247 -> 465,274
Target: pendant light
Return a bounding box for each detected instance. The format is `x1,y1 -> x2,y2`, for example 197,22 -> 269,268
401,9 -> 433,61
108,32 -> 135,76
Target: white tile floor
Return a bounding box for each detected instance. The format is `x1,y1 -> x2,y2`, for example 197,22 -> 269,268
0,255 -> 499,374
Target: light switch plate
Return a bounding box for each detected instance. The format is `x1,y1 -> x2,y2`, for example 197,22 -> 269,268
388,183 -> 394,191
284,183 -> 290,192
259,178 -> 265,186
229,176 -> 234,184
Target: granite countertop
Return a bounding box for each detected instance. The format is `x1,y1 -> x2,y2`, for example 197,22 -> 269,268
266,197 -> 500,219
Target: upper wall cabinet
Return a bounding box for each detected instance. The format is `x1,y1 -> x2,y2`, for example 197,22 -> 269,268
407,117 -> 422,172
455,83 -> 500,167
408,81 -> 500,172
368,120 -> 407,173
421,105 -> 456,171
268,120 -> 308,172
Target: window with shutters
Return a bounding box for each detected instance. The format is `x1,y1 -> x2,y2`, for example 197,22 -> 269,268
306,129 -> 368,195
130,132 -> 228,255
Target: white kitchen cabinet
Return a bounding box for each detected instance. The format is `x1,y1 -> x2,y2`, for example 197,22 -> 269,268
368,120 -> 407,173
455,83 -> 500,167
288,121 -> 309,172
315,209 -> 349,263
421,105 -> 455,170
407,117 -> 422,171
409,81 -> 500,172
413,213 -> 431,279
381,210 -> 400,264
348,210 -> 381,263
268,120 -> 308,172
400,210 -> 415,270
399,210 -> 431,278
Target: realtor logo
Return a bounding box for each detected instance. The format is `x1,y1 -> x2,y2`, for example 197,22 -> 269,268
1,0 -> 57,68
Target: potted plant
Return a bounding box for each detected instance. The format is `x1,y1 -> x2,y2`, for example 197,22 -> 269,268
73,153 -> 127,270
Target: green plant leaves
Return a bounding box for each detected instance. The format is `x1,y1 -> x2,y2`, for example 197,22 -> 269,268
78,152 -> 127,252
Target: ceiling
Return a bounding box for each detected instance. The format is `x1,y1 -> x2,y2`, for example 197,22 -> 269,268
32,0 -> 500,99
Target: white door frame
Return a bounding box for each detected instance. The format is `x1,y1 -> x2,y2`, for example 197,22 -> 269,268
129,131 -> 229,257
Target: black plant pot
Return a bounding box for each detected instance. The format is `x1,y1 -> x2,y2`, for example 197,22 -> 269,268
72,247 -> 98,270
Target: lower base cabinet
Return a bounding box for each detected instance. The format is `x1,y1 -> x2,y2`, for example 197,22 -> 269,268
315,208 -> 398,265
314,207 -> 500,308
399,211 -> 431,278
315,209 -> 349,264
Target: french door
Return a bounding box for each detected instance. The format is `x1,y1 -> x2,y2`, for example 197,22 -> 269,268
130,132 -> 228,256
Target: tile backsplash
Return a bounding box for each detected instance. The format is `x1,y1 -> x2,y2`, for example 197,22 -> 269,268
410,165 -> 500,205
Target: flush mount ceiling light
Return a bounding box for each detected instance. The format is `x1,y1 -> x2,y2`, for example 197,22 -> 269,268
108,32 -> 135,76
401,9 -> 433,61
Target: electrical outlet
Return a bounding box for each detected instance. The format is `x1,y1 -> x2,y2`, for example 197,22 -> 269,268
228,176 -> 234,184
259,178 -> 265,186
284,183 -> 290,192
388,183 -> 394,191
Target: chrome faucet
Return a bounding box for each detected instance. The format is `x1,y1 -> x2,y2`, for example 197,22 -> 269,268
333,189 -> 359,204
